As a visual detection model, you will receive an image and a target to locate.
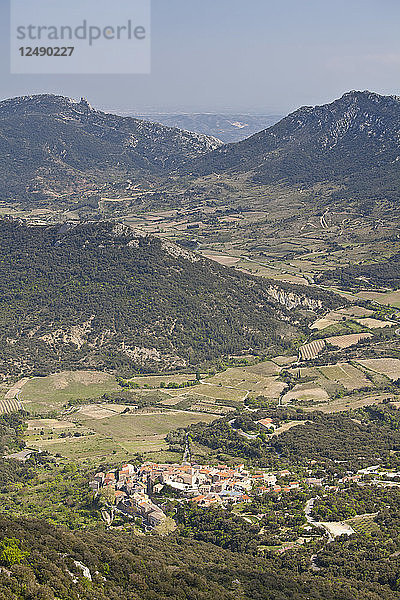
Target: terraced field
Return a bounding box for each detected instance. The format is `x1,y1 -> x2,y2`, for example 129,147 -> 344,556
326,333 -> 373,349
299,339 -> 326,360
0,397 -> 22,414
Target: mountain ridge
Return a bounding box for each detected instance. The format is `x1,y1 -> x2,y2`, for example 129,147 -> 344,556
0,94 -> 222,204
188,90 -> 400,203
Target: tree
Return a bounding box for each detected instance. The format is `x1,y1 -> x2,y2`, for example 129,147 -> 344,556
0,537 -> 29,566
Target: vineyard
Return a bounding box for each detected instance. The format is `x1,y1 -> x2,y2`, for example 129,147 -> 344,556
0,397 -> 22,415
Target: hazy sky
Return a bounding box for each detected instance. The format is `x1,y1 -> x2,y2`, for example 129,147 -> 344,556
2,0 -> 400,114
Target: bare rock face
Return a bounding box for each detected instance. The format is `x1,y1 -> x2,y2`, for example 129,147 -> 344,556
266,285 -> 323,312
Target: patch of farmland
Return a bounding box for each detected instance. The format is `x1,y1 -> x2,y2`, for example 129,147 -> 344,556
303,392 -> 396,414
5,377 -> 29,399
192,384 -> 246,402
20,371 -> 120,412
355,318 -> 397,329
311,317 -> 337,331
357,290 -> 400,308
310,306 -> 373,331
27,419 -> 75,430
282,384 -> 329,404
300,339 -> 326,360
336,306 -> 374,318
272,356 -> 298,366
159,396 -> 187,407
207,367 -> 260,388
251,378 -> 287,398
27,433 -> 131,463
200,252 -> 240,267
318,363 -> 373,391
130,374 -> 197,387
0,397 -> 22,414
76,404 -> 134,420
355,358 -> 400,381
244,361 -> 282,376
344,514 -> 379,535
326,333 -> 373,348
190,403 -> 231,415
84,411 -> 217,442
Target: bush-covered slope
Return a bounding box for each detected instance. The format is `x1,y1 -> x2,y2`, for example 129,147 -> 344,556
0,219 -> 338,377
0,515 -> 397,600
318,252 -> 400,289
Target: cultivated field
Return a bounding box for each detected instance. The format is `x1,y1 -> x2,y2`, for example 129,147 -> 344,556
318,363 -> 372,391
357,290 -> 400,308
190,383 -> 247,402
20,371 -> 120,413
355,318 -> 397,329
325,333 -> 373,348
282,384 -> 329,404
0,398 -> 22,415
303,392 -> 399,414
76,404 -> 135,420
25,405 -> 217,464
311,306 -> 373,331
27,418 -> 76,431
130,374 -> 197,387
82,411 -> 215,440
299,339 -> 326,360
355,358 -> 400,381
244,361 -> 282,376
27,433 -> 131,464
345,513 -> 380,535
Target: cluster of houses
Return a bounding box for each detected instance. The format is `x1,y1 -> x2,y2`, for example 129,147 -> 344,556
89,461 -> 301,526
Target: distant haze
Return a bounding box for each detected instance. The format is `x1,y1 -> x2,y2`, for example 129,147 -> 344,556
1,0 -> 400,113
126,114 -> 283,143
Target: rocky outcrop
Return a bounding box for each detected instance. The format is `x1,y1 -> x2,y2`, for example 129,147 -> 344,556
266,285 -> 323,312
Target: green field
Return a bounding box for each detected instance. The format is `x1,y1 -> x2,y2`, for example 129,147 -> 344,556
81,411 -> 215,441
130,374 -> 198,387
27,432 -> 131,464
20,371 -> 120,413
345,514 -> 380,535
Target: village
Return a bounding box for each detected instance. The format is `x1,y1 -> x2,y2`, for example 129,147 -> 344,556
89,461 -> 303,527
88,455 -> 400,532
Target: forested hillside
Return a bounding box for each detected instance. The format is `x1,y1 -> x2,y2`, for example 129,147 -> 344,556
0,515 -> 396,600
0,219 -> 338,377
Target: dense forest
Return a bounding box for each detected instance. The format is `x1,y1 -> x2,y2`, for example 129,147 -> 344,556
181,404 -> 400,471
0,219 -> 338,378
0,514 -> 398,600
319,252 -> 400,289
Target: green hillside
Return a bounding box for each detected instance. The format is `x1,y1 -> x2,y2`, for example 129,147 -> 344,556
0,219 -> 338,378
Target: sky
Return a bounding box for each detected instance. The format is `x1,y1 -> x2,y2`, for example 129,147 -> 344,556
1,0 -> 400,115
